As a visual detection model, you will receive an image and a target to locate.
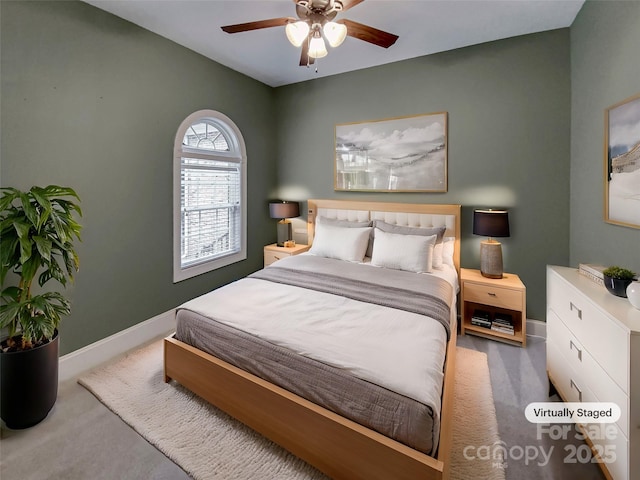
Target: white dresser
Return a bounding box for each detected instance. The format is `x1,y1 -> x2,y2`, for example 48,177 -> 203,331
547,266 -> 640,480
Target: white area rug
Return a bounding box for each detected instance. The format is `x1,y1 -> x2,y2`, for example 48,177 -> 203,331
79,341 -> 505,480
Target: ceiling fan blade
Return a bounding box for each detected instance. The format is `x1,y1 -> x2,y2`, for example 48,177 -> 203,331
338,0 -> 366,12
221,17 -> 293,34
299,39 -> 315,67
339,19 -> 398,48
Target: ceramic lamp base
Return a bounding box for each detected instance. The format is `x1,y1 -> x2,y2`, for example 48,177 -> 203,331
276,220 -> 292,247
480,240 -> 503,279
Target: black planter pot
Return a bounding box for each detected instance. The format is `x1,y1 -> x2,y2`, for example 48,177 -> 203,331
603,275 -> 632,298
1,332 -> 59,429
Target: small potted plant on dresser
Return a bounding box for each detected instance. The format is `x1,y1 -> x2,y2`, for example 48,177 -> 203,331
0,186 -> 82,429
602,266 -> 636,298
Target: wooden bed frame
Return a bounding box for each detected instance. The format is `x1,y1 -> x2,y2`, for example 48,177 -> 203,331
164,200 -> 461,480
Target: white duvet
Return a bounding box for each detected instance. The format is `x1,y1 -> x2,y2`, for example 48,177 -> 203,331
180,257 -> 456,419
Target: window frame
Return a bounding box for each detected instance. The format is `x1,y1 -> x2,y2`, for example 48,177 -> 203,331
173,110 -> 247,283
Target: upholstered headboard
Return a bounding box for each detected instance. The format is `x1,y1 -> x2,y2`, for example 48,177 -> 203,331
306,199 -> 461,277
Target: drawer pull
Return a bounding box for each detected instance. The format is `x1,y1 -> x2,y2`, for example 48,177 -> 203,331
570,379 -> 583,402
569,302 -> 582,319
487,292 -> 497,297
569,340 -> 582,361
274,256 -> 281,260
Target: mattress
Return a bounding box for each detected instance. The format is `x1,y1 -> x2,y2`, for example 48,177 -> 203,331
175,255 -> 455,455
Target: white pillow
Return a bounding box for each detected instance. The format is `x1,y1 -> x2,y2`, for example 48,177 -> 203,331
309,223 -> 372,262
370,229 -> 436,273
442,237 -> 455,266
369,221 -> 446,269
433,242 -> 444,269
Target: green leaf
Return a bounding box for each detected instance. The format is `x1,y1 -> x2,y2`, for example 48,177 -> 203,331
31,187 -> 53,230
38,257 -> 66,287
20,255 -> 40,289
41,185 -> 80,202
19,192 -> 40,230
12,218 -> 30,239
33,235 -> 52,262
18,236 -> 33,265
48,208 -> 70,243
62,249 -> 80,278
0,188 -> 20,212
0,236 -> 19,285
0,286 -> 21,301
0,302 -> 21,330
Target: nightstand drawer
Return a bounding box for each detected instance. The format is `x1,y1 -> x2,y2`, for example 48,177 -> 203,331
264,250 -> 289,266
464,282 -> 523,310
263,244 -> 310,267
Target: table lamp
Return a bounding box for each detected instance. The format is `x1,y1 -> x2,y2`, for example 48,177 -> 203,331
269,201 -> 300,247
473,209 -> 510,279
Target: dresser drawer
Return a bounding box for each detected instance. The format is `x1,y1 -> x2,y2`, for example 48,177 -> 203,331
548,274 -> 587,335
464,282 -> 523,311
547,339 -> 587,403
548,272 -> 629,392
548,309 -> 630,437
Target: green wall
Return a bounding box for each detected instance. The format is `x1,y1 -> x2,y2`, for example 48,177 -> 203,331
0,1 -> 278,355
275,30 -> 572,321
569,0 -> 640,274
3,0 -> 635,354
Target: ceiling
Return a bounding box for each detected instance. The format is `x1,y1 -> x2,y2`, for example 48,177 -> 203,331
84,0 -> 584,87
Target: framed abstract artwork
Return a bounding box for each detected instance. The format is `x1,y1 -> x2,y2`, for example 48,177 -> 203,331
604,93 -> 640,229
335,112 -> 448,192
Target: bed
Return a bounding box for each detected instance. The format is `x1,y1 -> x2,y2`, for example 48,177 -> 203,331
164,199 -> 461,480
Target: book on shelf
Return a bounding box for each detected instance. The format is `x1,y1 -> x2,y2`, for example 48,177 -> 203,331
493,312 -> 513,326
491,312 -> 514,334
491,324 -> 515,335
578,263 -> 605,286
471,309 -> 492,328
472,309 -> 491,320
471,318 -> 492,328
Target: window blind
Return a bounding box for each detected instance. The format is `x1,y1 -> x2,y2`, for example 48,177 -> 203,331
180,157 -> 241,268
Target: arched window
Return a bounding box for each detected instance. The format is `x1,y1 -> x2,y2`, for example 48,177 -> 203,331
173,110 -> 246,282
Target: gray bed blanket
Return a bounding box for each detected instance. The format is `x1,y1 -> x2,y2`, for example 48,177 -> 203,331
249,254 -> 452,338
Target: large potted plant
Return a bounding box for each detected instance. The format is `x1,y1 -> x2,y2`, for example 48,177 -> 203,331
0,185 -> 81,429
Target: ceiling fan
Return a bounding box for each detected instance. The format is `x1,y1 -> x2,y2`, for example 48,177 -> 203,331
221,0 -> 399,67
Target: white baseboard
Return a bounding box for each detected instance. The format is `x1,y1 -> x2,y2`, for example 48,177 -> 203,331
59,309 -> 176,382
526,318 -> 546,339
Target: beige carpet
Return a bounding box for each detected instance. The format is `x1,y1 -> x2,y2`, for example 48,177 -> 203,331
79,341 -> 505,480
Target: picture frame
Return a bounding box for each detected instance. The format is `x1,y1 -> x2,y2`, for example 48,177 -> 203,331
335,112 -> 448,192
604,93 -> 640,229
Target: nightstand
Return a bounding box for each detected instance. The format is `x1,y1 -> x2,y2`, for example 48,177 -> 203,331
460,268 -> 527,347
264,243 -> 310,267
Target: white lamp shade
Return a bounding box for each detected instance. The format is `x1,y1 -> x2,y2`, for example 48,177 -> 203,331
308,35 -> 328,58
285,21 -> 310,47
323,21 -> 347,47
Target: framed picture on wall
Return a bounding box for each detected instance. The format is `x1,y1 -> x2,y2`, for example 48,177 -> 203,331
334,112 -> 448,192
604,93 -> 640,229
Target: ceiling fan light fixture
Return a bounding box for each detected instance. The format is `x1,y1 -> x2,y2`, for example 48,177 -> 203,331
285,21 -> 310,47
323,21 -> 347,48
308,30 -> 328,59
